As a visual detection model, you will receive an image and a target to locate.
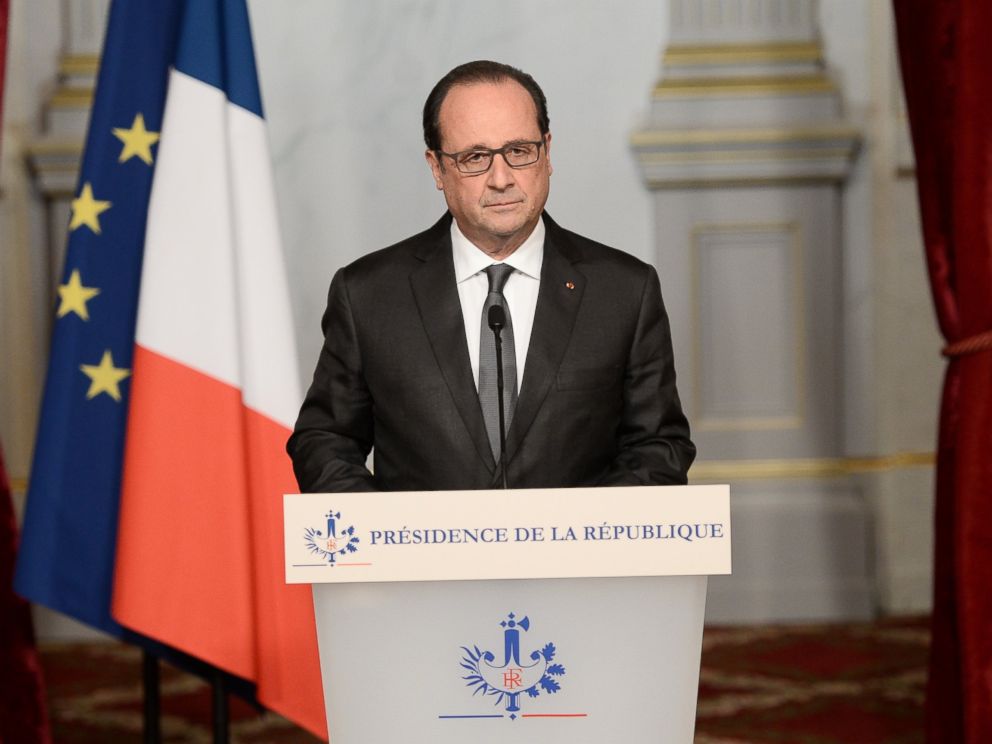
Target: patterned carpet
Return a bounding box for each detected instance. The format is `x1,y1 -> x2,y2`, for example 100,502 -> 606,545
695,617 -> 926,743
37,616 -> 927,743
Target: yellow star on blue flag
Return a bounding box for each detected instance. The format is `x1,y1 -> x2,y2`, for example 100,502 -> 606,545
80,350 -> 131,402
57,269 -> 101,320
113,113 -> 160,165
69,182 -> 112,234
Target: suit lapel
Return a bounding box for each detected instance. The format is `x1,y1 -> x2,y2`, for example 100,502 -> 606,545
505,215 -> 585,463
410,216 -> 496,473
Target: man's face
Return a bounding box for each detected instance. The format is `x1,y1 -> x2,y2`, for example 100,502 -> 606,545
426,80 -> 552,257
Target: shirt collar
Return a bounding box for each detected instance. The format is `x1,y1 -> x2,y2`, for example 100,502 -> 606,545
451,215 -> 545,283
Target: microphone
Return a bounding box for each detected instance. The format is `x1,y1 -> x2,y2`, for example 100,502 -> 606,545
487,304 -> 505,333
487,305 -> 509,489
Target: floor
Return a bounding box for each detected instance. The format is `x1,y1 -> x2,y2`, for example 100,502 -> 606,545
36,616 -> 927,743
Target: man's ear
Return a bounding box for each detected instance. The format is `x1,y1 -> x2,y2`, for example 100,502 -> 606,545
544,132 -> 553,177
425,150 -> 445,190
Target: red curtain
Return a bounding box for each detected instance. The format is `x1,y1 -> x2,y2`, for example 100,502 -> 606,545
893,1 -> 992,742
0,0 -> 6,141
0,0 -> 10,131
0,443 -> 52,743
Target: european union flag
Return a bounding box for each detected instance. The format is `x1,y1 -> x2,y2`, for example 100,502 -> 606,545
14,0 -> 184,636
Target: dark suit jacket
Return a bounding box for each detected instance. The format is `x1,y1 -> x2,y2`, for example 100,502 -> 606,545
288,212 -> 695,492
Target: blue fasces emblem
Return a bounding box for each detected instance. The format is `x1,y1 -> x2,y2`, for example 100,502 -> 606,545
304,510 -> 359,564
461,613 -> 567,718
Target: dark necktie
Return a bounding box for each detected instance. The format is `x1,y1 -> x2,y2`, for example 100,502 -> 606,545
478,264 -> 518,461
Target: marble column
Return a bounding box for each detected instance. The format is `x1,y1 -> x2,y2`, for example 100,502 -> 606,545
632,0 -> 869,621
28,0 -> 109,288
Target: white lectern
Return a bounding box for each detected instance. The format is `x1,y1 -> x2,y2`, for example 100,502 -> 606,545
284,484 -> 730,743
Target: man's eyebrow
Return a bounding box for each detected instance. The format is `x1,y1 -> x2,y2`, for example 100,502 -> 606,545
458,138 -> 538,151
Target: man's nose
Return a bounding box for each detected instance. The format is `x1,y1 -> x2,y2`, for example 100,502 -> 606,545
486,153 -> 516,189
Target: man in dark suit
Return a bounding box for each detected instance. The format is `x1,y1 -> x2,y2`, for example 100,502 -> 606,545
288,60 -> 694,492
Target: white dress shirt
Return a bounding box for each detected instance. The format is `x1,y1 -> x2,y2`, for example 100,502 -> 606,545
451,217 -> 545,393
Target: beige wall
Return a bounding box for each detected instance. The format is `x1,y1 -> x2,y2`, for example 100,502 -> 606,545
1,1 -> 940,634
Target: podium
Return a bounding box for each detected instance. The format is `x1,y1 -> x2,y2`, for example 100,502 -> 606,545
284,485 -> 730,743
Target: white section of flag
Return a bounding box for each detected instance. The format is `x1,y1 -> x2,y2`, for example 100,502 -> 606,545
135,68 -> 300,427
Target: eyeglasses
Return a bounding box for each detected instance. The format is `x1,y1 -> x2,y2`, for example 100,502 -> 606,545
437,140 -> 545,175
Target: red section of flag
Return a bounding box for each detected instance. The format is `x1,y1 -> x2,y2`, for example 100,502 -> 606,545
115,345 -> 256,679
114,345 -> 325,737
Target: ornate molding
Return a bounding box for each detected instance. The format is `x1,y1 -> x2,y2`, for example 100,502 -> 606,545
690,452 -> 935,482
654,74 -> 835,97
670,0 -> 818,45
665,41 -> 822,66
49,86 -> 94,109
27,48 -> 98,198
632,124 -> 860,187
632,126 -> 860,145
662,41 -> 824,80
25,139 -> 85,196
633,0 -> 860,188
58,53 -> 100,78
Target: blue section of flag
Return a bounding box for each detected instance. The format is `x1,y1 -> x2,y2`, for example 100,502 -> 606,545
14,0 -> 184,634
175,0 -> 264,117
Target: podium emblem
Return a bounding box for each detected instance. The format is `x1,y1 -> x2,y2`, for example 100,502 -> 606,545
304,510 -> 360,565
460,613 -> 567,719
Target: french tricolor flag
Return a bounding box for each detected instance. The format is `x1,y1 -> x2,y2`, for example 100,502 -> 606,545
111,1 -> 324,737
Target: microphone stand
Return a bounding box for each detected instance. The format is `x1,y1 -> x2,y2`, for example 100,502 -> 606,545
488,306 -> 510,489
